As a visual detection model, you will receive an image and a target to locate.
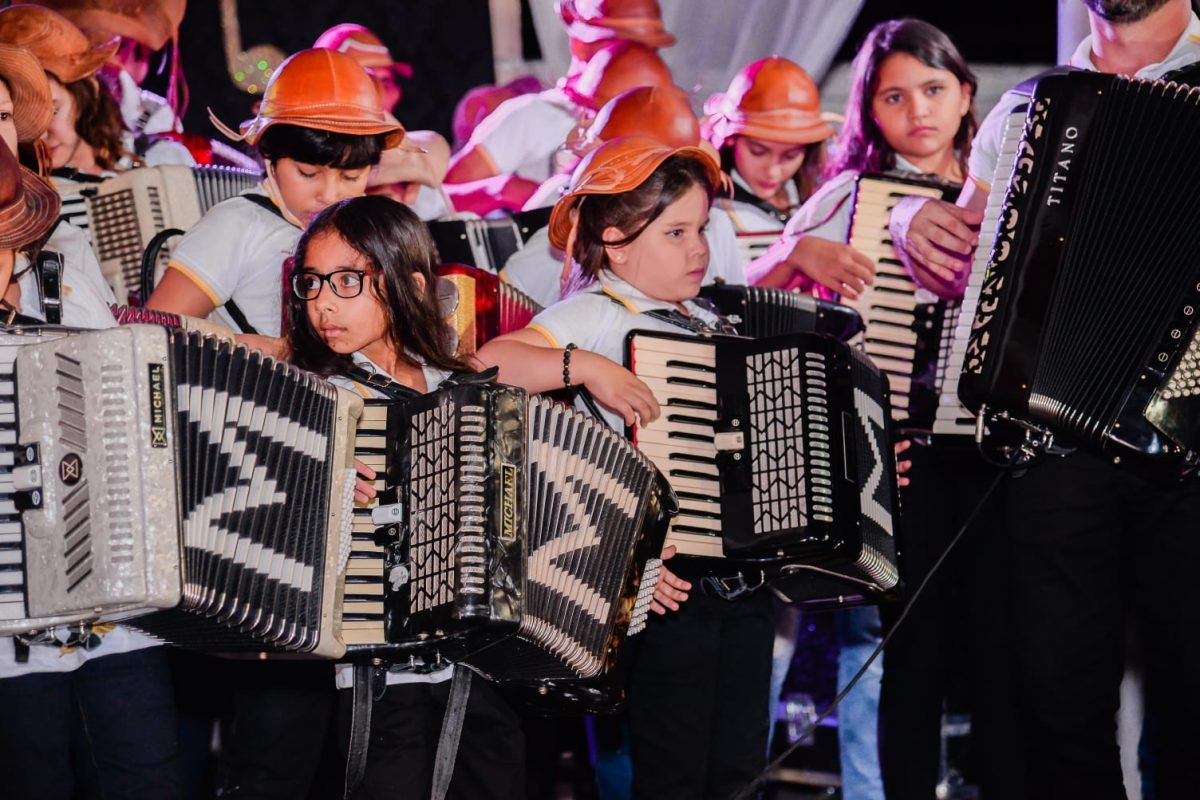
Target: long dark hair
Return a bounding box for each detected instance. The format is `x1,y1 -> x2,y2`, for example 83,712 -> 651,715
61,75 -> 136,171
825,18 -> 977,179
285,195 -> 470,378
718,138 -> 825,209
565,153 -> 715,294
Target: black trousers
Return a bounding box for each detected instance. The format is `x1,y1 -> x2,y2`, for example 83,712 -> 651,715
628,585 -> 774,800
879,441 -> 1026,799
0,646 -> 182,800
216,660 -> 337,799
337,672 -> 525,800
1003,451 -> 1200,800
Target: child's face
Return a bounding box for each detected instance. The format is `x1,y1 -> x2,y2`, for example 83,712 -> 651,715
42,77 -> 83,170
302,231 -> 391,362
732,136 -> 807,201
272,158 -> 372,227
870,52 -> 970,167
606,182 -> 710,304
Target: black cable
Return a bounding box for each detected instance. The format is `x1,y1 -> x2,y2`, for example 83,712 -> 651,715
728,464 -> 1012,800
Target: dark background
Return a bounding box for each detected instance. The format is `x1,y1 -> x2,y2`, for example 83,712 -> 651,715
156,0 -> 1061,144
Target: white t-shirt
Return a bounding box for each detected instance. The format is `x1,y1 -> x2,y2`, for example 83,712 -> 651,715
968,13 -> 1200,191
500,206 -> 746,309
166,185 -> 300,336
526,272 -> 726,432
462,89 -> 578,184
15,221 -> 117,329
718,170 -> 798,235
329,352 -> 456,689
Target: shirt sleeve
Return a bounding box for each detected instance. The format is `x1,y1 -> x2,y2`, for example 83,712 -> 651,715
525,292 -> 620,353
703,207 -> 747,284
166,199 -> 252,306
465,96 -> 571,180
966,91 -> 1027,191
782,170 -> 858,242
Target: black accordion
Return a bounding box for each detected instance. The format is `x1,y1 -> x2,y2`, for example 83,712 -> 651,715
346,380 -> 672,706
625,330 -> 900,605
844,173 -> 961,429
85,165 -> 262,304
426,207 -> 553,274
955,69 -> 1200,476
698,282 -> 864,341
0,326 -> 360,657
436,263 -> 542,358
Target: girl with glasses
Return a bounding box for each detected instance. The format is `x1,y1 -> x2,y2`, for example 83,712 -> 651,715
285,194 -> 526,800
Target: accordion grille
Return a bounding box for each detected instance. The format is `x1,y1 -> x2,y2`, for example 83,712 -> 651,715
405,399 -> 464,614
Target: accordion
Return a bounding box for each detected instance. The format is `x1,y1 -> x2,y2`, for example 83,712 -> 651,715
84,165 -> 262,304
698,282 -> 864,342
436,263 -> 542,358
734,231 -> 783,266
344,380 -> 672,706
426,207 -> 553,274
0,326 -> 360,658
625,330 -> 900,605
954,70 -> 1200,476
843,173 -> 961,429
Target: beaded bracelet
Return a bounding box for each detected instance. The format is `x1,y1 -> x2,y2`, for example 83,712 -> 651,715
563,343 -> 578,388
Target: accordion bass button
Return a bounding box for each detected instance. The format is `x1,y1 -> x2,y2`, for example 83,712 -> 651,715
11,464 -> 41,492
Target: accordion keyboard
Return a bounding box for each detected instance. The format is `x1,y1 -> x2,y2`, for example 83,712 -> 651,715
933,109 -> 1028,437
846,176 -> 957,424
343,401 -> 391,646
0,343 -> 21,620
628,335 -> 724,558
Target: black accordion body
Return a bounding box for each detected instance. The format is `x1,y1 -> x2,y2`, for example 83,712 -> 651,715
426,207 -> 553,274
844,173 -> 961,429
956,69 -> 1200,476
698,282 -> 864,342
347,381 -> 672,707
85,165 -> 262,304
625,329 -> 900,606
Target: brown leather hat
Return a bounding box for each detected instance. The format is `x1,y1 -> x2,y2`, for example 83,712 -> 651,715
548,134 -> 723,252
562,41 -> 674,113
34,0 -> 185,52
313,23 -> 412,79
558,0 -> 675,48
572,85 -> 699,156
0,5 -> 118,84
0,138 -> 61,249
0,43 -> 53,142
209,48 -> 406,149
702,57 -> 834,149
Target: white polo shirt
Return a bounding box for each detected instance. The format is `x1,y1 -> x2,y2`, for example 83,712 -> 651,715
461,89 -> 578,184
717,169 -> 798,235
329,352 -> 456,689
500,206 -> 747,309
166,185 -> 300,336
526,271 -> 725,432
968,13 -> 1200,192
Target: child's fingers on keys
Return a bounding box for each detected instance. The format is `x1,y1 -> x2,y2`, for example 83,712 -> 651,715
354,457 -> 377,480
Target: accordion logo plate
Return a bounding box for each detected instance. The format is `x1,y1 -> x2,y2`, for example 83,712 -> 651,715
148,363 -> 168,448
59,453 -> 82,486
500,463 -> 517,544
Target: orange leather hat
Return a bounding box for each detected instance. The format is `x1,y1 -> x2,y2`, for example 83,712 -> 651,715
0,5 -> 118,84
702,56 -> 834,149
33,0 -> 185,52
559,0 -> 675,48
208,48 -> 405,149
0,43 -> 53,142
562,40 -> 674,113
0,138 -> 61,249
572,84 -> 699,156
548,134 -> 724,253
313,23 -> 413,79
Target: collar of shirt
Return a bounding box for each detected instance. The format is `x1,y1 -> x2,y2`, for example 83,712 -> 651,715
1069,12 -> 1200,77
731,168 -> 800,209
350,350 -> 451,392
591,271 -> 724,328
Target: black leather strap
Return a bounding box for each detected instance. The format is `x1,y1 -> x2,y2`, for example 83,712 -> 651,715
343,663 -> 385,799
34,249 -> 63,325
430,665 -> 473,800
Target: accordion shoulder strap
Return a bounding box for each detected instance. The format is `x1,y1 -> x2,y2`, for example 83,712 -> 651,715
343,663 -> 385,799
430,665 -> 473,800
341,364 -> 423,401
237,191 -> 287,221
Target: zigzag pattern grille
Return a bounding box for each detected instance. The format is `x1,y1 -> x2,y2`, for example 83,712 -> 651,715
406,400 -> 457,614
746,348 -> 808,533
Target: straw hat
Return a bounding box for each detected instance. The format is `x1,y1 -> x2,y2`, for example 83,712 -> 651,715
0,138 -> 61,249
0,43 -> 54,142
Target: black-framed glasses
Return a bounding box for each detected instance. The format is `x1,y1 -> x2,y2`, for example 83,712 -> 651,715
291,268 -> 370,300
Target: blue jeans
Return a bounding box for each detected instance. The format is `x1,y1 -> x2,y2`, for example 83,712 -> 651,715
836,606 -> 884,800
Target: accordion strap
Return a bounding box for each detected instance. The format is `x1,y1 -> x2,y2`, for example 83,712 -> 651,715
430,665 -> 473,800
343,663 -> 385,799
